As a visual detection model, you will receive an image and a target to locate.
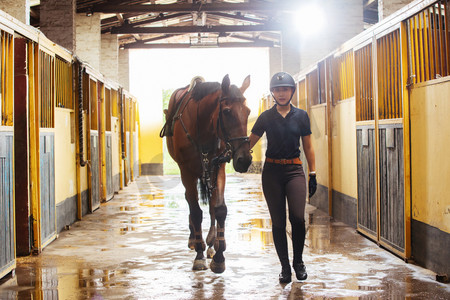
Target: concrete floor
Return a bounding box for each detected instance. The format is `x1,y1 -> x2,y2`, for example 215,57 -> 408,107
0,174 -> 449,299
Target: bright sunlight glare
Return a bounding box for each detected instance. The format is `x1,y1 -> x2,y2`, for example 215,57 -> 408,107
293,4 -> 326,36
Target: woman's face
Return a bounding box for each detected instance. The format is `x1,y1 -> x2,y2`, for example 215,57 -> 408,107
272,87 -> 294,106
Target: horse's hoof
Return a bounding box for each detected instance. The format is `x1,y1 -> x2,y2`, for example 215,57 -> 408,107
188,239 -> 195,250
210,260 -> 225,274
206,247 -> 215,259
193,258 -> 207,271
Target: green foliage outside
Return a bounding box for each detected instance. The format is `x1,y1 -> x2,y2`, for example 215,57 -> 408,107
162,89 -> 179,175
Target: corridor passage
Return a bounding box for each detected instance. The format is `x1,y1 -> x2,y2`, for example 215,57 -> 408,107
0,174 -> 449,299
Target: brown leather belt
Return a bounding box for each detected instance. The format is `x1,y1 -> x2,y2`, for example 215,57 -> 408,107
265,157 -> 302,165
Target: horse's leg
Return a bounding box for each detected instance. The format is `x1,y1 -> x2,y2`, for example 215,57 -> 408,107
180,167 -> 207,270
206,196 -> 216,259
210,164 -> 227,273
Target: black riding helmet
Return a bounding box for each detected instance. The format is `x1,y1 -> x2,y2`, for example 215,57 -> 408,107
270,72 -> 296,106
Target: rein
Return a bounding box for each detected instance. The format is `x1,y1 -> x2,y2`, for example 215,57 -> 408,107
217,96 -> 250,156
199,96 -> 250,198
172,86 -> 250,200
177,93 -> 249,200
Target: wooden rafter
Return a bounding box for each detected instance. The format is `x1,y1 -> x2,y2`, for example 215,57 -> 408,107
111,23 -> 282,34
79,2 -> 294,14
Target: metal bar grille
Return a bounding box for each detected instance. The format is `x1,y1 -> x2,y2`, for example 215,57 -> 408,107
306,69 -> 319,106
297,79 -> 306,110
318,61 -> 326,104
111,89 -> 119,118
90,79 -> 98,130
377,29 -> 402,120
407,1 -> 450,84
105,88 -> 112,131
39,51 -> 55,128
1,31 -> 13,126
332,50 -> 355,103
125,97 -> 131,132
355,44 -> 373,121
55,57 -> 73,109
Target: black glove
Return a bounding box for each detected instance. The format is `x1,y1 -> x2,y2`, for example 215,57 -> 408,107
309,174 -> 317,198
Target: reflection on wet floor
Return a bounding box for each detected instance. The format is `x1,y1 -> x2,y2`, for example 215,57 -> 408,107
1,174 -> 449,299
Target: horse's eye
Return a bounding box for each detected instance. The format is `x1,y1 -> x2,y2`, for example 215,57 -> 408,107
223,108 -> 232,115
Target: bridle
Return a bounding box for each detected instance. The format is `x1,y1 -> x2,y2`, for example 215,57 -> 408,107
216,96 -> 250,162
173,90 -> 250,199
200,95 -> 250,199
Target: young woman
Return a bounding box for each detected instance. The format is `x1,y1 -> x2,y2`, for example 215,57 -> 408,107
249,72 -> 316,283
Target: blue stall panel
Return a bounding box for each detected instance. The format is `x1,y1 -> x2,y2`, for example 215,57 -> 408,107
40,132 -> 56,247
0,132 -> 15,278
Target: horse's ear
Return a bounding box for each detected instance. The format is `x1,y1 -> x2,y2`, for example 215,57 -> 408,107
240,75 -> 251,94
221,74 -> 230,93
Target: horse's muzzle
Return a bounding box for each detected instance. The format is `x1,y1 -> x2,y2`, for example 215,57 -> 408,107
233,153 -> 252,173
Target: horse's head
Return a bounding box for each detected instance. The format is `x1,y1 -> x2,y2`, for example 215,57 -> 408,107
219,75 -> 252,173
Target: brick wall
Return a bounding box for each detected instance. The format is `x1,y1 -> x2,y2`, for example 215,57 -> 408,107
0,0 -> 29,24
40,0 -> 76,51
75,13 -> 101,70
101,33 -> 119,82
379,0 -> 415,20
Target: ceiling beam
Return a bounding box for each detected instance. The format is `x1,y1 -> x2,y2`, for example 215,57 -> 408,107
80,2 -> 295,14
209,12 -> 267,24
111,24 -> 282,34
123,41 -> 276,49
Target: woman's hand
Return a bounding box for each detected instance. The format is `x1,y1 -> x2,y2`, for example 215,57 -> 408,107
309,174 -> 317,197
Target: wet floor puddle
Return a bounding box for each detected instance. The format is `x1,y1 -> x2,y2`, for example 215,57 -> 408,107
1,175 -> 449,299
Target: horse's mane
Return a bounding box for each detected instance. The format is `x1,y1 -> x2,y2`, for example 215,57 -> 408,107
191,82 -> 245,103
192,82 -> 221,101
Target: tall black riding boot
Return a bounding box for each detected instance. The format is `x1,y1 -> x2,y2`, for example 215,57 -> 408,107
272,226 -> 291,283
291,221 -> 307,280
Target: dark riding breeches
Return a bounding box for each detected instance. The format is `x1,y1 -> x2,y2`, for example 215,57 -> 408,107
262,162 -> 307,265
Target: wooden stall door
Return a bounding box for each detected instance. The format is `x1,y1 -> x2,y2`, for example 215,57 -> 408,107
90,131 -> 100,211
125,132 -> 130,185
355,42 -> 378,240
0,132 -> 15,277
356,126 -> 377,236
39,132 -> 56,246
133,131 -> 138,179
378,124 -> 405,251
376,28 -> 407,255
105,133 -> 113,200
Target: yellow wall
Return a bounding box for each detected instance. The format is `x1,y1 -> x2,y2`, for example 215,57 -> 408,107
79,112 -> 88,193
410,77 -> 450,233
248,116 -> 262,162
138,88 -> 163,167
331,99 -> 358,198
139,123 -> 163,165
54,108 -> 76,204
310,105 -> 328,186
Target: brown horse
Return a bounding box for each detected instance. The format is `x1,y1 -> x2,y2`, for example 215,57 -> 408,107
162,75 -> 252,273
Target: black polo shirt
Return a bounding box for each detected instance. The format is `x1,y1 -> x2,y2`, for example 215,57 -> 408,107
251,104 -> 311,159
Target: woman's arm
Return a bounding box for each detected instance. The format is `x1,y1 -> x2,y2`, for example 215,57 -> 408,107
301,134 -> 315,173
249,133 -> 261,149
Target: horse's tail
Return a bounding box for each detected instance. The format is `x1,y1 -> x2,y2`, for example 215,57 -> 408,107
198,179 -> 211,205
